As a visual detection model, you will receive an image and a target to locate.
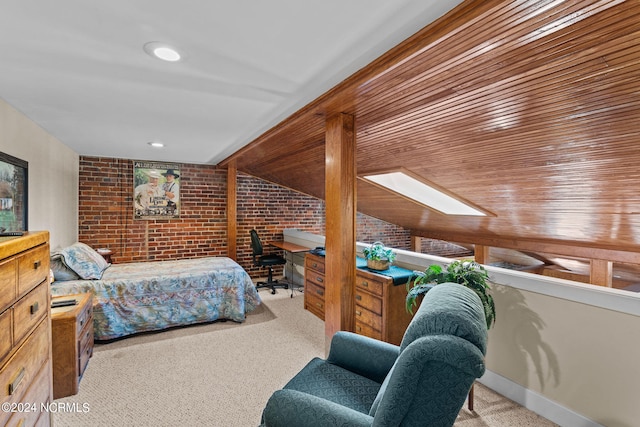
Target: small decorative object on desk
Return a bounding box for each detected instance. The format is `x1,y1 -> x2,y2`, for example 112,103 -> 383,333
362,241 -> 397,271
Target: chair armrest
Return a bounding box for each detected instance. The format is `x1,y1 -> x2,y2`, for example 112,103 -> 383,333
327,331 -> 400,383
261,389 -> 373,427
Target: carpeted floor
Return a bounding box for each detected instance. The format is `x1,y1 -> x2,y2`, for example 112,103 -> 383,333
52,288 -> 557,426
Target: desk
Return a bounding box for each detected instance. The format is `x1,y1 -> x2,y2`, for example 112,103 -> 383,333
268,240 -> 311,297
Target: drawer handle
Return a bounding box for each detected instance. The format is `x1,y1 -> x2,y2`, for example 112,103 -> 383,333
361,281 -> 369,287
80,317 -> 85,327
34,260 -> 41,269
316,289 -> 324,296
355,310 -> 362,316
355,295 -> 362,301
312,263 -> 318,268
316,302 -> 323,308
9,367 -> 26,395
356,325 -> 362,332
316,277 -> 323,283
30,301 -> 39,314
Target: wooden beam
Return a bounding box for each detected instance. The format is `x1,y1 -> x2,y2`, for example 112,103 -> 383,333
324,113 -> 356,352
474,244 -> 490,264
415,230 -> 640,265
411,236 -> 421,252
226,162 -> 237,260
590,259 -> 613,287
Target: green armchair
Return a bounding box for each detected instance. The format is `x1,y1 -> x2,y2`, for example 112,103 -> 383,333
260,282 -> 488,426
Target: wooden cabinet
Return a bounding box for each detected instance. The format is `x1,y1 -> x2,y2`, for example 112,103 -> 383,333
304,253 -> 412,345
304,255 -> 326,320
0,231 -> 52,427
51,292 -> 94,399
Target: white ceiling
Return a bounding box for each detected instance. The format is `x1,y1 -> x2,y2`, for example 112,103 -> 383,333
0,0 -> 462,165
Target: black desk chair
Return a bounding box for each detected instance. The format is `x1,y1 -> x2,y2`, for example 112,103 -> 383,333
250,229 -> 288,294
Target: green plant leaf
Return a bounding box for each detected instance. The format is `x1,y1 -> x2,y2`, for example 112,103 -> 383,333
405,259 -> 496,328
405,283 -> 434,314
362,242 -> 397,262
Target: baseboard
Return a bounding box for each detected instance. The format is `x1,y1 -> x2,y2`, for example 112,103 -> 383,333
479,370 -> 604,427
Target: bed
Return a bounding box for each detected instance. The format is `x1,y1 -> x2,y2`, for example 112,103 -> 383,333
50,242 -> 262,341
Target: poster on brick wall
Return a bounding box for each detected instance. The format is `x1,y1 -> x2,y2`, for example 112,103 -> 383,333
133,160 -> 181,219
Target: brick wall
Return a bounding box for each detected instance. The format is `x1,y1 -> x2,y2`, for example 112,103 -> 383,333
356,213 -> 410,248
78,156 -> 414,277
417,238 -> 474,258
236,172 -> 326,276
78,157 -> 229,263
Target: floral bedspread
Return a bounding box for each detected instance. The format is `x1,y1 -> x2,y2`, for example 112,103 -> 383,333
51,257 -> 262,340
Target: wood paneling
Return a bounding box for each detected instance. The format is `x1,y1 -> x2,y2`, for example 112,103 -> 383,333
221,0 -> 640,260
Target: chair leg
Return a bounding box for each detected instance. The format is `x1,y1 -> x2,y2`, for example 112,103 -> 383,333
255,266 -> 289,294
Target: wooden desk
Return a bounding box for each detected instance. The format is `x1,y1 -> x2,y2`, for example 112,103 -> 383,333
267,240 -> 311,253
268,241 -> 312,297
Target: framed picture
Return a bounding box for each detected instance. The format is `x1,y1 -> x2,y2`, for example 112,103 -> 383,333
133,161 -> 181,219
0,152 -> 28,232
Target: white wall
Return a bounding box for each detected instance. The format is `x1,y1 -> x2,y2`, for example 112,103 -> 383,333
482,268 -> 639,427
0,98 -> 78,249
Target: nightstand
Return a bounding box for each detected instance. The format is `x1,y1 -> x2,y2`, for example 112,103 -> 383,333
51,292 -> 94,399
96,247 -> 113,263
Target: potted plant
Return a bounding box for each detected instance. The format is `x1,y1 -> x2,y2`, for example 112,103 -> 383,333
405,260 -> 496,329
362,241 -> 397,271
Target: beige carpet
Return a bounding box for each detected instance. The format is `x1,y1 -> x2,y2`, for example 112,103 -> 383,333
53,288 -> 557,427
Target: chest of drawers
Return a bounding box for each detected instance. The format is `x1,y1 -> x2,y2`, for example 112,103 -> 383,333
0,231 -> 52,427
304,253 -> 412,345
303,254 -> 326,320
51,292 -> 94,399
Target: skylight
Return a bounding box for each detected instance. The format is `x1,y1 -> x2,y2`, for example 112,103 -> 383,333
361,170 -> 487,216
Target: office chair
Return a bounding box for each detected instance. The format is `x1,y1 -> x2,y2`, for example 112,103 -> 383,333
250,229 -> 288,294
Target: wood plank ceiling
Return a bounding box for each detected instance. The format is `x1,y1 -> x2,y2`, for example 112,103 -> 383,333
221,0 -> 640,261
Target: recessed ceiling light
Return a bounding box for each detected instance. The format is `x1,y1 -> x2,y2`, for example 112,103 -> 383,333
361,169 -> 489,216
147,141 -> 164,148
143,42 -> 182,62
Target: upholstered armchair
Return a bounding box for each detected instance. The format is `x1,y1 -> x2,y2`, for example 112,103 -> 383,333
260,282 -> 488,427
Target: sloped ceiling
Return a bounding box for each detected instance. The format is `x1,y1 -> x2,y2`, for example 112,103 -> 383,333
222,0 -> 640,259
0,0 -> 463,164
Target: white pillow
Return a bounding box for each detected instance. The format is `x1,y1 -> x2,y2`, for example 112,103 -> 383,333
58,242 -> 110,279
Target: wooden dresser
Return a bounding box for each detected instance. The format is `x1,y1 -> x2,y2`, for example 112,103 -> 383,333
0,231 -> 52,427
304,252 -> 413,345
51,292 -> 94,399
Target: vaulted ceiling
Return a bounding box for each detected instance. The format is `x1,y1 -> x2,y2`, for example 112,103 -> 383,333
222,0 -> 640,266
0,0 -> 462,164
